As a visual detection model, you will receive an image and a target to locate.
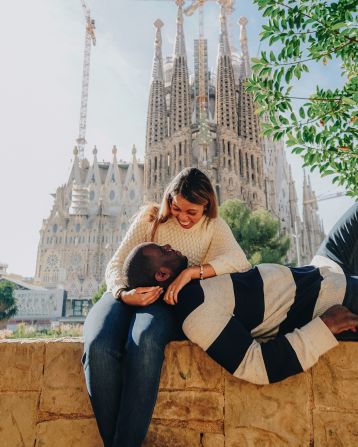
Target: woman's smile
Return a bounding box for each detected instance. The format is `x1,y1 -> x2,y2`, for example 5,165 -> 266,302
170,193 -> 206,229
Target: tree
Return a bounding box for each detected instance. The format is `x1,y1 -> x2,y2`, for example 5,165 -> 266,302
220,199 -> 290,265
92,282 -> 107,304
0,281 -> 17,321
246,0 -> 358,197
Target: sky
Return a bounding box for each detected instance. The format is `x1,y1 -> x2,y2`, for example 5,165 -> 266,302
0,0 -> 354,277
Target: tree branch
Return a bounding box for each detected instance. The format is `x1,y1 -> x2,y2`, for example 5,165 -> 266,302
269,0 -> 358,44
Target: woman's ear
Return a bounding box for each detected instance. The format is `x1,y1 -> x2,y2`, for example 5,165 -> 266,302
154,266 -> 172,283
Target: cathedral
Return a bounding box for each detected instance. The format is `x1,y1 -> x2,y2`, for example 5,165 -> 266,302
34,2 -> 323,317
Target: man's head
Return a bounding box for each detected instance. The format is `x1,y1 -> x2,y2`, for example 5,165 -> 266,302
123,243 -> 188,289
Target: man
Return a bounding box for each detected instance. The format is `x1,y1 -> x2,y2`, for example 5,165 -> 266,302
123,203 -> 358,385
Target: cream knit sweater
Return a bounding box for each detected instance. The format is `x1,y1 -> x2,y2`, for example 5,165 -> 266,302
105,209 -> 251,296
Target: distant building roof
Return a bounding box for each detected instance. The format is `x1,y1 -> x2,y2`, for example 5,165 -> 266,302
0,274 -> 46,291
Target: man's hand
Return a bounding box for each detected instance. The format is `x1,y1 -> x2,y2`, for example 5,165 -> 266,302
321,305 -> 358,334
121,286 -> 163,307
164,267 -> 195,305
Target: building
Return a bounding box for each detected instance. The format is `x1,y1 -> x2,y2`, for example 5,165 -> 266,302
0,273 -> 66,329
34,3 -> 323,314
0,262 -> 8,275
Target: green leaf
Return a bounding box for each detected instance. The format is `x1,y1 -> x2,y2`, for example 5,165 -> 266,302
321,170 -> 335,177
342,97 -> 356,105
330,22 -> 347,30
286,139 -> 297,147
251,58 -> 262,64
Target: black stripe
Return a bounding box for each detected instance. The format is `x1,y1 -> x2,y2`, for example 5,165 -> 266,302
261,335 -> 303,383
206,317 -> 253,374
175,280 -> 204,326
278,266 -> 322,335
231,268 -> 265,332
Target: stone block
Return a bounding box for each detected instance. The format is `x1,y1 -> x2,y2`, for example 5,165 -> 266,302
160,341 -> 223,391
152,390 -> 224,432
144,424 -> 201,447
0,340 -> 44,391
0,391 -> 38,446
40,340 -> 92,416
313,410 -> 358,446
312,342 -> 358,412
35,418 -> 102,447
202,433 -> 225,447
224,372 -> 311,446
225,427 -> 295,447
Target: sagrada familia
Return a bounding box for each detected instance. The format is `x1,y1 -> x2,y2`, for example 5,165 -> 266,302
34,1 -> 324,315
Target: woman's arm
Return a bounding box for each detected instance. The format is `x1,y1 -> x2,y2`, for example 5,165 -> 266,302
105,209 -> 150,298
164,218 -> 251,305
204,217 -> 251,275
164,264 -> 216,305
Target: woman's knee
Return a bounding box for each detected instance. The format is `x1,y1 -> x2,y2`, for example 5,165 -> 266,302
131,306 -> 178,348
84,335 -> 126,370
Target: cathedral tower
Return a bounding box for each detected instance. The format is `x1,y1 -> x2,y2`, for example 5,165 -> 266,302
215,7 -> 237,132
237,17 -> 260,145
169,0 -> 191,135
168,0 -> 192,180
144,19 -> 168,202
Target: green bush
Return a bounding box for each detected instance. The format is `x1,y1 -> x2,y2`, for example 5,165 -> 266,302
3,322 -> 84,339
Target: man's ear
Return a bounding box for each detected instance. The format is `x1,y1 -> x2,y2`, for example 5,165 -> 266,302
154,266 -> 172,283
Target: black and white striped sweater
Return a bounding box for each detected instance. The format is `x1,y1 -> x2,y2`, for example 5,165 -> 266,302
175,256 -> 347,384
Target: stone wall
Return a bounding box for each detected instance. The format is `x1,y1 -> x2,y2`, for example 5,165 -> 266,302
1,339 -> 358,446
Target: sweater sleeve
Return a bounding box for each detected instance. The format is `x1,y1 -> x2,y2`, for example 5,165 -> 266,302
191,316 -> 338,385
204,217 -> 251,274
105,211 -> 151,297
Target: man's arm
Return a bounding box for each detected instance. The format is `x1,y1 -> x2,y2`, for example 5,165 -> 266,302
185,305 -> 358,385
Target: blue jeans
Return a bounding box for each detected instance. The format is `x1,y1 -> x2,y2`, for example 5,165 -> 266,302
83,293 -> 185,447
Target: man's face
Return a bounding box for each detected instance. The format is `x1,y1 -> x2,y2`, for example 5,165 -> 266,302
142,243 -> 188,283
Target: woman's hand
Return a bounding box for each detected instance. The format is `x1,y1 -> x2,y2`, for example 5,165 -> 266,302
164,268 -> 195,305
121,286 -> 163,307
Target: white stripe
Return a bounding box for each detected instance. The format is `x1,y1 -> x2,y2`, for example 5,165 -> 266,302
251,264 -> 296,338
285,318 -> 338,371
312,269 -> 346,318
233,341 -> 269,385
311,255 -> 344,274
311,255 -> 346,317
182,274 -> 235,351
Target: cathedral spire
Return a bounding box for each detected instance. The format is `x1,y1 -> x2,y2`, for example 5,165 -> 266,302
145,19 -> 167,149
236,17 -> 261,143
68,146 -> 82,185
174,0 -> 186,58
151,19 -> 164,82
239,17 -> 252,78
169,0 -> 191,135
131,144 -> 138,164
218,6 -> 231,57
303,170 -> 311,205
216,6 -> 237,131
302,170 -> 322,259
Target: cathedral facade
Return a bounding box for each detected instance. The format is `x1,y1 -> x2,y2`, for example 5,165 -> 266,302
34,3 -> 323,316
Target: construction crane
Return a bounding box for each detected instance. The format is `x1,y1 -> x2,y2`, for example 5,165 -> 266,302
303,191 -> 346,205
76,0 -> 96,160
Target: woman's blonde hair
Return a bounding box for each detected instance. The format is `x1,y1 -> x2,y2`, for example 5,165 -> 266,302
147,167 -> 218,241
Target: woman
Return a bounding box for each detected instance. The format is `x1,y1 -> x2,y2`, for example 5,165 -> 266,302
83,167 -> 251,447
